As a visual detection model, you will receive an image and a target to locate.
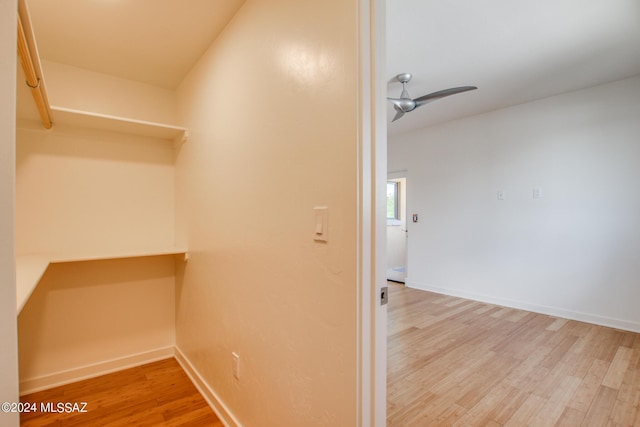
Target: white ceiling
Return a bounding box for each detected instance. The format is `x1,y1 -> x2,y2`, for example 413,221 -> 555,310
387,0 -> 640,135
22,0 -> 640,135
27,0 -> 246,89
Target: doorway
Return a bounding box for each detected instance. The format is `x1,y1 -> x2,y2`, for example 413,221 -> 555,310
386,171 -> 407,283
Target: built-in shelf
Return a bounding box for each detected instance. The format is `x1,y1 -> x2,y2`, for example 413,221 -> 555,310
16,248 -> 188,313
47,248 -> 190,264
16,255 -> 50,314
50,106 -> 189,143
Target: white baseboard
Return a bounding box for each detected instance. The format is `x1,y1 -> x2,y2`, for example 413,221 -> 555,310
174,346 -> 241,427
20,345 -> 241,427
19,346 -> 175,395
406,280 -> 640,333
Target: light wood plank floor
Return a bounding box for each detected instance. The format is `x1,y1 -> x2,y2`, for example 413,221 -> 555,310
19,358 -> 223,426
387,282 -> 640,426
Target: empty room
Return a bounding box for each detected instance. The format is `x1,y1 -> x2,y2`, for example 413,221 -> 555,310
385,0 -> 640,425
2,0 -> 386,425
2,0 -> 639,426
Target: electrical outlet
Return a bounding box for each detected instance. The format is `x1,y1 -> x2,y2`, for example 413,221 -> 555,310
232,352 -> 240,379
533,187 -> 542,199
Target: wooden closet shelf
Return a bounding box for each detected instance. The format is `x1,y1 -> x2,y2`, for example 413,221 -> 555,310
16,255 -> 50,314
47,248 -> 190,264
50,106 -> 189,142
16,248 -> 188,313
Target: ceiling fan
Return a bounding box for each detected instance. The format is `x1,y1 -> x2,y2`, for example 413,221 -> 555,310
388,73 -> 477,122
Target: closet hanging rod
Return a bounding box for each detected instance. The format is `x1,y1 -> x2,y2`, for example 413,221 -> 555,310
17,6 -> 53,129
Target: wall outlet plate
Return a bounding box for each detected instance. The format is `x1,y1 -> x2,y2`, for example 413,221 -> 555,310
232,352 -> 240,379
533,187 -> 542,199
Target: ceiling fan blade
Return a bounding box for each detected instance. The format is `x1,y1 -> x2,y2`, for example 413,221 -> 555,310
392,104 -> 405,122
414,86 -> 477,107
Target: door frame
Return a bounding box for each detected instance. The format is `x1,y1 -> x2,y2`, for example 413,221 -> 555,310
387,170 -> 408,283
357,0 -> 387,425
0,1 -> 20,426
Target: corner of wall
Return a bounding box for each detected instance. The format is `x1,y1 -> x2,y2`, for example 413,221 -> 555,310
174,347 -> 241,427
1,1 -> 20,425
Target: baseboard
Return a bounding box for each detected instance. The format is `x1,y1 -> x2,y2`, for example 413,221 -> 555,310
19,345 -> 241,426
174,346 -> 241,427
19,346 -> 175,395
406,280 -> 640,333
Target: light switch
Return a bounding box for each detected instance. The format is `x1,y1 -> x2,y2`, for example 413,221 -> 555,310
533,187 -> 542,199
313,207 -> 328,242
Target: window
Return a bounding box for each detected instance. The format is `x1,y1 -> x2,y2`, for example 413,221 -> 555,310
387,181 -> 399,220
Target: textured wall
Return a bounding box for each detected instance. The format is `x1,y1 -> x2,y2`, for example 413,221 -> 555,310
175,0 -> 360,424
15,58 -> 179,390
389,76 -> 640,331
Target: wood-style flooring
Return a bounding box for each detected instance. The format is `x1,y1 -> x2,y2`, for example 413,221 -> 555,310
19,358 -> 223,426
387,282 -> 640,426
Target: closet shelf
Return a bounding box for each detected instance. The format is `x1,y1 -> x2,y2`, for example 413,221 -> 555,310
16,247 -> 188,313
50,106 -> 189,143
16,255 -> 50,314
47,247 -> 190,264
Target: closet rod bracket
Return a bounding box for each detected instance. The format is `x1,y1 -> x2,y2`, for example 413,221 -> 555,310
173,130 -> 190,149
25,77 -> 41,89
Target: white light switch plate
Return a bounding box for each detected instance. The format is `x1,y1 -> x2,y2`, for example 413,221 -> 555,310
313,206 -> 328,242
533,187 -> 542,199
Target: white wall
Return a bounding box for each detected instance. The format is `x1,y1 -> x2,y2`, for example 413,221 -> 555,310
174,0 -> 359,425
42,60 -> 178,125
18,256 -> 176,392
0,0 -> 20,425
15,62 -> 179,391
16,125 -> 176,256
389,75 -> 640,331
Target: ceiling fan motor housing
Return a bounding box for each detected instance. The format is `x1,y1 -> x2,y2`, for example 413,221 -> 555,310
396,98 -> 416,112
396,73 -> 413,84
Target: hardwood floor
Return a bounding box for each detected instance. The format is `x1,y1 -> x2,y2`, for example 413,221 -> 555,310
387,282 -> 640,426
19,358 -> 223,426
